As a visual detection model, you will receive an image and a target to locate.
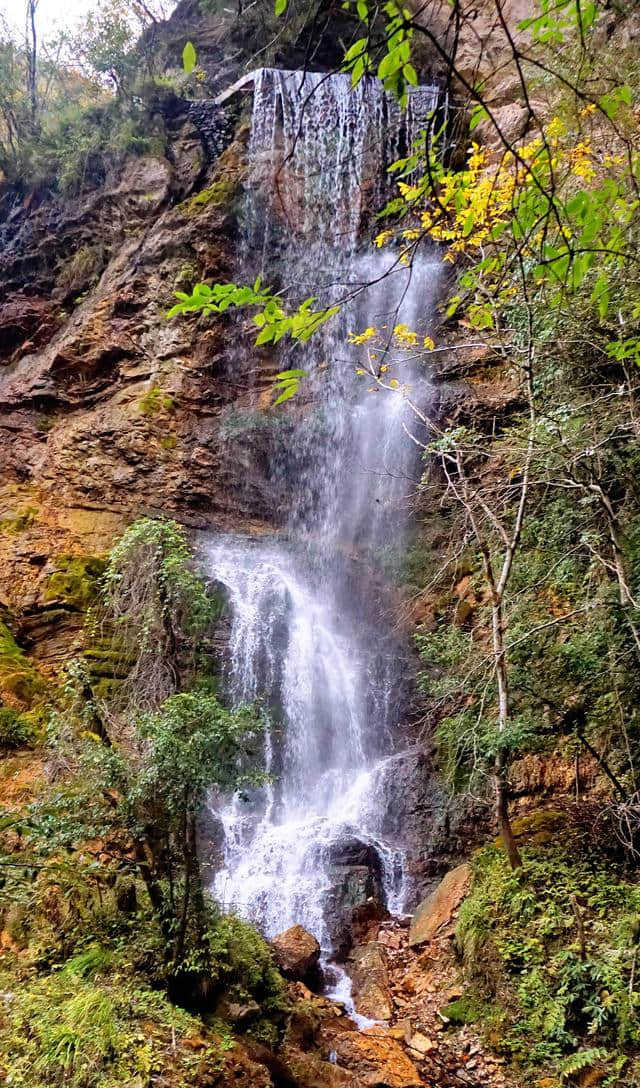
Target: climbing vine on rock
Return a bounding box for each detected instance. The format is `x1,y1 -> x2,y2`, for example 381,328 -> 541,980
100,517 -> 219,708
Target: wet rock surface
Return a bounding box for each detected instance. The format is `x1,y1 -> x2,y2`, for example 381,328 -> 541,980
264,875 -> 526,1088
349,941 -> 393,1021
330,1028 -> 422,1088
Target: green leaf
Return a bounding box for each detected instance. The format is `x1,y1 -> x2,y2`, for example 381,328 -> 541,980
256,326 -> 276,346
579,1 -> 598,33
599,85 -> 632,120
343,37 -> 368,63
275,369 -> 307,380
273,383 -> 299,406
274,0 -> 288,15
182,41 -> 197,75
378,49 -> 401,80
591,273 -> 610,320
351,57 -> 365,86
403,62 -> 418,86
469,105 -> 489,132
462,211 -> 475,238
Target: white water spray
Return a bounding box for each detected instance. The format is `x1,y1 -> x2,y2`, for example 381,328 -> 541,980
205,69 -> 442,969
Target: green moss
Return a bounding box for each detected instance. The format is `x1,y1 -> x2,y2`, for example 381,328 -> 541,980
0,706 -> 46,747
88,677 -> 123,701
510,809 -> 568,846
56,244 -> 104,295
174,261 -> 200,290
83,646 -> 132,680
440,995 -> 481,1025
0,507 -> 38,535
160,434 -> 178,451
44,556 -> 106,610
182,178 -> 238,216
138,384 -> 174,416
0,707 -> 30,747
0,622 -> 45,704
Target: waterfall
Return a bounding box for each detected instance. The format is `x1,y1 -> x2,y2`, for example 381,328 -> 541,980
205,69 -> 442,959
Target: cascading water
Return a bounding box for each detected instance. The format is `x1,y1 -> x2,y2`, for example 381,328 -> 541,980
206,69 -> 442,974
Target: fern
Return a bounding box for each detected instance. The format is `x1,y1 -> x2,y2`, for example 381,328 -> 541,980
558,1047 -> 608,1079
542,999 -> 568,1042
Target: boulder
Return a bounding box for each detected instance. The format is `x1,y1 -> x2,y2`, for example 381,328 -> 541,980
279,1044 -> 359,1088
325,836 -> 384,880
409,863 -> 472,947
349,943 -> 393,1021
215,997 -> 261,1024
272,924 -> 321,984
331,1027 -> 421,1088
323,844 -> 386,959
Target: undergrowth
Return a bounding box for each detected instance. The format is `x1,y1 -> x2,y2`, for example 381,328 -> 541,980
457,822 -> 640,1085
0,952 -> 232,1088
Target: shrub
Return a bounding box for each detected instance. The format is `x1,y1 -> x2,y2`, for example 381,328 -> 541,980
100,517 -> 221,708
207,912 -> 287,1011
457,834 -> 640,1079
0,965 -> 229,1088
0,706 -> 31,747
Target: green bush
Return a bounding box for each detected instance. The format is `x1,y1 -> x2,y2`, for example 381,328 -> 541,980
0,622 -> 45,705
457,834 -> 640,1080
11,97 -> 155,193
0,964 -> 229,1088
0,706 -> 31,747
207,912 -> 287,1011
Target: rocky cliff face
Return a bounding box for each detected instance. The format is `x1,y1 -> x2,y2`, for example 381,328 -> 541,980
0,0 -> 599,860
5,5 -> 636,1088
0,88 -> 280,692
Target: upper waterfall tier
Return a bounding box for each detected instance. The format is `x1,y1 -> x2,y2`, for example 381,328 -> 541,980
245,68 -> 441,253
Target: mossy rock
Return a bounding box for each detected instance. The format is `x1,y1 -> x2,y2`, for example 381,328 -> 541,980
179,137 -> 248,219
183,178 -> 239,214
84,645 -> 133,680
511,809 -> 568,846
0,507 -> 38,535
440,995 -> 480,1025
0,707 -> 29,747
138,384 -> 174,416
90,678 -> 123,701
0,705 -> 46,748
43,555 -> 106,610
0,622 -> 45,705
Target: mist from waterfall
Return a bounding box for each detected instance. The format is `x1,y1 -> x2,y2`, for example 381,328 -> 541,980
205,69 -> 442,956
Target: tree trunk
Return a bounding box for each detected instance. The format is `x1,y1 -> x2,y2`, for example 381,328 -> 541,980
26,0 -> 38,127
495,748 -> 522,869
132,838 -> 172,942
493,594 -> 522,869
